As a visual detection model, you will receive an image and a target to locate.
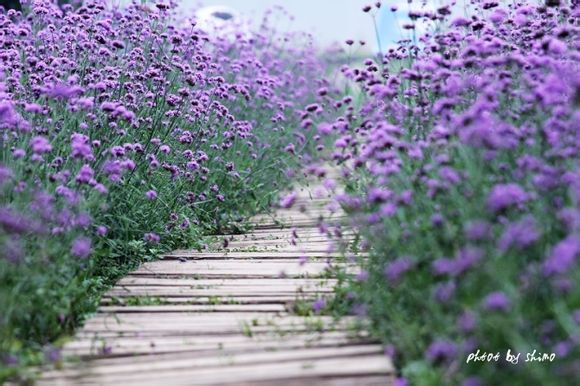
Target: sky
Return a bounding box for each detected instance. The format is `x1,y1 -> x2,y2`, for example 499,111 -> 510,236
118,1 -> 458,52
181,0 -> 381,49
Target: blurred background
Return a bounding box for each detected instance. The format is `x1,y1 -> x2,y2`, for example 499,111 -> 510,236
1,0 -> 456,52
123,0 -> 450,53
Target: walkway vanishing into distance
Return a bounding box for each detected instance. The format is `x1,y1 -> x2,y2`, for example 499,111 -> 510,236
39,174 -> 394,385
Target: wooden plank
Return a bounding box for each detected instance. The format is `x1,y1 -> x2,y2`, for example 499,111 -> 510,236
115,277 -> 337,287
131,261 -> 353,277
39,355 -> 392,385
71,320 -> 357,338
97,304 -> 288,313
100,296 -> 310,306
105,287 -> 331,298
62,330 -> 365,347
40,346 -> 390,382
62,331 -> 370,356
161,251 -> 343,259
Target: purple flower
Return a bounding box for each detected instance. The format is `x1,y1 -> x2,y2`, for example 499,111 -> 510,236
0,166 -> 13,185
462,377 -> 483,386
13,149 -> 25,158
450,17 -> 470,27
356,270 -> 369,282
71,133 -> 93,160
75,165 -> 94,184
43,83 -> 84,100
454,246 -> 484,275
483,291 -> 510,312
543,236 -> 580,276
312,298 -> 326,313
431,213 -> 445,228
280,192 -> 297,209
379,202 -> 397,216
464,220 -> 491,241
498,216 -> 541,251
394,378 -> 409,386
43,346 -> 62,363
384,256 -> 413,283
2,237 -> 24,264
486,183 -> 528,213
426,340 -> 457,363
0,101 -> 27,130
573,310 -> 580,324
433,281 -> 456,303
144,232 -> 160,244
432,257 -> 456,276
71,237 -> 92,258
96,226 -> 108,236
145,190 -> 158,200
458,311 -> 477,333
30,136 -> 52,154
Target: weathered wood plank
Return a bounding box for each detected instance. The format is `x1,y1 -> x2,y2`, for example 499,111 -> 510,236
43,345 -> 386,379
62,331 -> 369,356
115,277 -> 337,287
44,357 -> 392,385
161,251 -> 344,259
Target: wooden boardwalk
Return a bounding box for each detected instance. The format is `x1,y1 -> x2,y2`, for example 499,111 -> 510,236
39,180 -> 394,385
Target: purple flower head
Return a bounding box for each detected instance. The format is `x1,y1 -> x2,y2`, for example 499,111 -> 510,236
450,17 -> 470,27
384,256 -> 413,284
280,192 -> 297,209
12,149 -> 25,159
431,213 -> 445,228
44,83 -> 84,100
454,246 -> 484,275
439,166 -> 461,185
458,311 -> 477,333
394,378 -> 409,386
433,281 -> 456,303
96,226 -> 107,237
462,377 -> 483,386
356,270 -> 369,282
0,166 -> 12,185
543,236 -> 580,276
464,220 -> 491,241
498,216 -> 541,251
144,232 -> 160,244
145,190 -> 158,200
432,257 -> 456,276
368,188 -> 392,203
379,202 -> 397,217
71,133 -> 93,160
573,310 -> 580,324
75,165 -> 94,184
43,346 -> 62,363
2,236 -> 24,264
71,237 -> 92,259
312,298 -> 326,313
426,340 -> 457,363
30,136 -> 52,154
483,291 -> 510,312
486,183 -> 528,214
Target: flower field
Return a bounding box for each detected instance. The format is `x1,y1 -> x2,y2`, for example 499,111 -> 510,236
0,0 -> 324,378
316,2 -> 580,385
1,0 -> 579,385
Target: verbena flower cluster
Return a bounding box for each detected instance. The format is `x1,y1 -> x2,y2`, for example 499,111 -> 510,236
315,1 -> 579,385
0,0 -> 326,373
